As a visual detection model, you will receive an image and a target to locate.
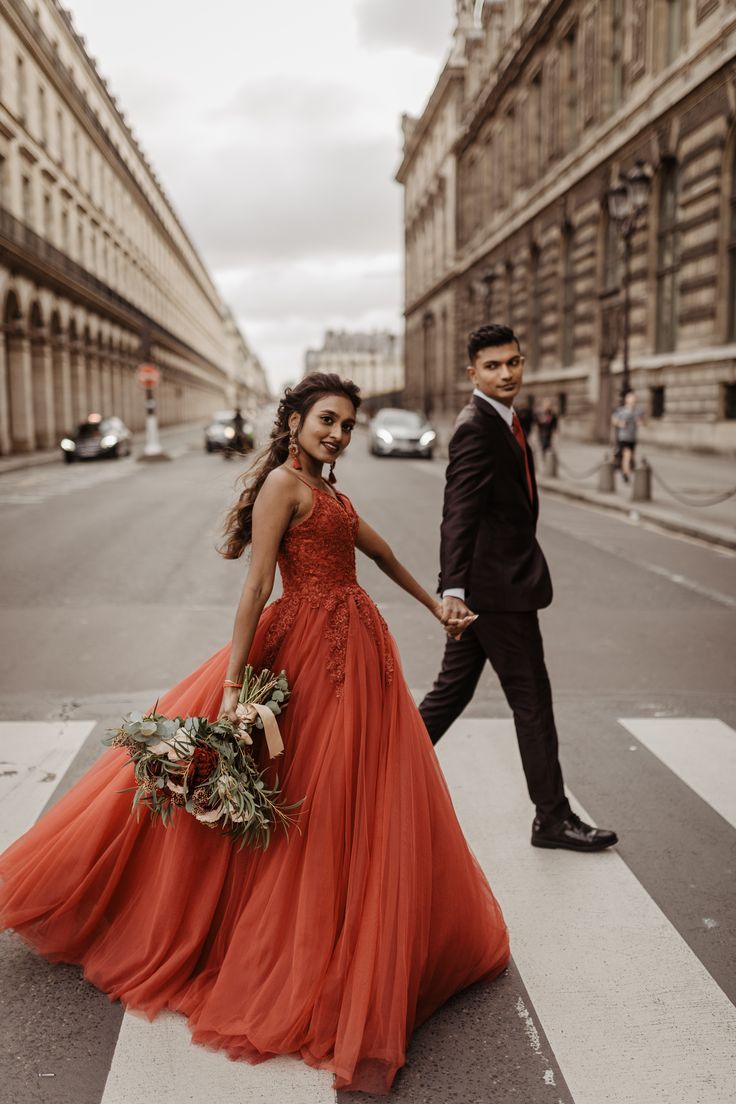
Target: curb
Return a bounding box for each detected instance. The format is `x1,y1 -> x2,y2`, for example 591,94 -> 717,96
537,476 -> 736,552
0,424 -> 203,477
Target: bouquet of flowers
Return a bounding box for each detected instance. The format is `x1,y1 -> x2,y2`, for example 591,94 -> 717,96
104,666 -> 299,849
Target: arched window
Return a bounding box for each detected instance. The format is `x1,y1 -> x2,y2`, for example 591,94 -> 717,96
656,160 -> 679,353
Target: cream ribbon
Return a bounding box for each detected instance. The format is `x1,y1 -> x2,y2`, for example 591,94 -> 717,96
237,702 -> 284,758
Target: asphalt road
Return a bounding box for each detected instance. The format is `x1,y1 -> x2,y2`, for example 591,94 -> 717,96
1,428 -> 735,1104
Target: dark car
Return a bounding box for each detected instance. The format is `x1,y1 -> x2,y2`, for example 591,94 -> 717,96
369,408 -> 437,459
204,410 -> 255,453
60,415 -> 133,463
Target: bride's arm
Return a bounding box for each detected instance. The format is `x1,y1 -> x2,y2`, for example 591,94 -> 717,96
219,470 -> 301,721
355,516 -> 443,621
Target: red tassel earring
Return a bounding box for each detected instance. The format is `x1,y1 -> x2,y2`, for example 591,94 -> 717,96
328,462 -> 337,485
288,430 -> 302,470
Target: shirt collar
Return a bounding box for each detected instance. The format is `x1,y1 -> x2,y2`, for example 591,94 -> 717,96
473,387 -> 514,427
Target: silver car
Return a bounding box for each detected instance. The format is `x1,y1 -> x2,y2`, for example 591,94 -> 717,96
204,410 -> 255,453
369,408 -> 436,459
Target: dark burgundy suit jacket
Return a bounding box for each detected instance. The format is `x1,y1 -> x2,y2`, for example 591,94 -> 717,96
438,394 -> 553,612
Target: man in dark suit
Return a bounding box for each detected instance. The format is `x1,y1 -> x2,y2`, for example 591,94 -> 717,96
419,324 -> 618,852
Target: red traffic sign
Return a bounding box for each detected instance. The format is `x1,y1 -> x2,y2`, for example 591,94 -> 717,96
136,362 -> 161,389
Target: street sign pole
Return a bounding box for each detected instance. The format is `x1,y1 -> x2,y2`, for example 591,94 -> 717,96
136,362 -> 170,462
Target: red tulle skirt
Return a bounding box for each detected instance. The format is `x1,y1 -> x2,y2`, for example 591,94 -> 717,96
0,594 -> 509,1092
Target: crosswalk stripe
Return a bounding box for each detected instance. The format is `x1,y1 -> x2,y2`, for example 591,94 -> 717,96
0,721 -> 94,851
100,1010 -> 336,1104
436,719 -> 736,1104
618,717 -> 736,830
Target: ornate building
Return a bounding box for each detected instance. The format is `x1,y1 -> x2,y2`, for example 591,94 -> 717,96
304,330 -> 404,404
0,0 -> 266,455
398,0 -> 736,452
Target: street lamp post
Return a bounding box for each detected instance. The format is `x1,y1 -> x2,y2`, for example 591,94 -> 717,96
607,160 -> 651,400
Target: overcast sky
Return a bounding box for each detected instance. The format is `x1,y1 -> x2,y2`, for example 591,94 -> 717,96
66,0 -> 455,391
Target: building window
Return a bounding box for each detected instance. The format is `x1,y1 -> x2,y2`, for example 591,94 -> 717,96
561,224 -> 575,366
602,207 -> 621,292
38,84 -> 47,145
650,385 -> 665,418
724,383 -> 736,420
56,108 -> 64,161
529,245 -> 541,368
530,72 -> 543,179
666,0 -> 682,66
565,27 -> 578,154
728,142 -> 736,342
611,0 -> 624,112
43,191 -> 52,239
505,260 -> 514,328
16,55 -> 27,122
61,207 -> 69,252
656,160 -> 679,353
22,174 -> 33,226
557,391 -> 568,416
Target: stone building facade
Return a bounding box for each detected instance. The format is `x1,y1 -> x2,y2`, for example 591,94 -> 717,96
0,0 -> 267,456
304,330 -> 404,403
398,0 -> 736,452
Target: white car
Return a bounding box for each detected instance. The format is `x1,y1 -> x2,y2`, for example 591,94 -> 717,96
369,408 -> 436,459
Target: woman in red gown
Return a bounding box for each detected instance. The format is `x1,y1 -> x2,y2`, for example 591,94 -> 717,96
0,373 -> 509,1093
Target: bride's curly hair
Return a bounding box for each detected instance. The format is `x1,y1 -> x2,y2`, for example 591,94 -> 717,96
219,372 -> 362,559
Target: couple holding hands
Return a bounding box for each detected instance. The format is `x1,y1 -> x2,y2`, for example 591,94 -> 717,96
0,322 -> 616,1095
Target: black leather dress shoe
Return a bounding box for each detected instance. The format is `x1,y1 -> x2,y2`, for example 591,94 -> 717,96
531,812 -> 618,851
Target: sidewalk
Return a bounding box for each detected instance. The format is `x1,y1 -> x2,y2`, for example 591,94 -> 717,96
537,437 -> 736,551
0,421 -> 204,477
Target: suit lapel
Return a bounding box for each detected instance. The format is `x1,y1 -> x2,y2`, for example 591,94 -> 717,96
472,395 -> 536,511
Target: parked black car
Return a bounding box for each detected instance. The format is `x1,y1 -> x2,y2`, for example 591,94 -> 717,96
204,410 -> 255,453
60,415 -> 133,463
369,408 -> 437,459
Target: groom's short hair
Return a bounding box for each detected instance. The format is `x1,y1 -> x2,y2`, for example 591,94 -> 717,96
467,324 -> 520,361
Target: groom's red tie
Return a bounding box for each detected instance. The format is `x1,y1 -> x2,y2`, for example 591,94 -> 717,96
511,413 -> 534,502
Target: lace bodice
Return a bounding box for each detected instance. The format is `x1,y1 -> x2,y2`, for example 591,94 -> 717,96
278,487 -> 359,598
261,487 -> 393,692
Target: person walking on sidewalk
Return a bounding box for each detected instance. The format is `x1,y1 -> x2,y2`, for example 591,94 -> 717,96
611,390 -> 645,483
536,398 -> 558,459
420,324 -> 618,853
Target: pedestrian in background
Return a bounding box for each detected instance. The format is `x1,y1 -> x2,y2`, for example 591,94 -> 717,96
611,390 -> 645,483
517,396 -> 535,438
536,398 -> 558,459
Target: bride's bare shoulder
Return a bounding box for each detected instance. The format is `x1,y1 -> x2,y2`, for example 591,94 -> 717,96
259,465 -> 309,503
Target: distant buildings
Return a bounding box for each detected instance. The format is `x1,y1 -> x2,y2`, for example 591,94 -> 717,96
398,0 -> 736,452
0,0 -> 267,455
305,330 -> 404,402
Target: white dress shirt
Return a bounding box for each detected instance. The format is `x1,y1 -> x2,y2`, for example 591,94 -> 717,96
442,389 -> 516,602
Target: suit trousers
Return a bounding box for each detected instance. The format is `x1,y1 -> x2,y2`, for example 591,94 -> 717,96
418,610 -> 571,824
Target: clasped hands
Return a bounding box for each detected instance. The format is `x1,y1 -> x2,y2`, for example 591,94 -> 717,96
435,596 -> 478,640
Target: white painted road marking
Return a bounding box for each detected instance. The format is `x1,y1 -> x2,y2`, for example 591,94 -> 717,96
619,717 -> 736,831
0,721 -> 94,850
436,719 -> 736,1104
100,1010 -> 336,1104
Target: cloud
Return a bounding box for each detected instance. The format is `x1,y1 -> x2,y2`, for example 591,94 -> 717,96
355,0 -> 453,57
168,134 -> 403,267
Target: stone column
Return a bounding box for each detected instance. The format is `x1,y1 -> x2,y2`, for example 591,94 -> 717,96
32,338 -> 56,449
87,345 -> 101,414
70,340 -> 87,424
0,334 -> 11,455
53,336 -> 74,436
100,350 -> 113,417
8,333 -> 35,452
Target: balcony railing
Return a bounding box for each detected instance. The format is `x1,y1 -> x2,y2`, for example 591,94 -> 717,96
0,205 -> 221,377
